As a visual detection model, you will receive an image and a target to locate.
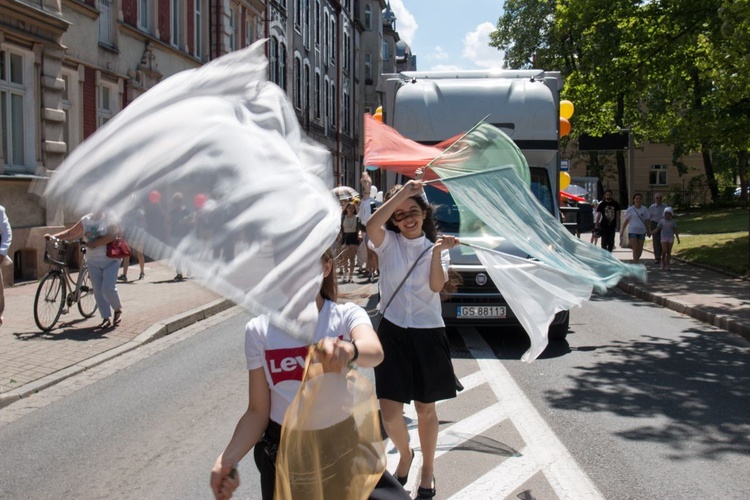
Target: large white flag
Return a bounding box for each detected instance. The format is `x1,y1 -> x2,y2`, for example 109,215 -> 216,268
40,41 -> 341,340
472,247 -> 593,362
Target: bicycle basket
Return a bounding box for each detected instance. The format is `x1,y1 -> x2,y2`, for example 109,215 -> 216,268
44,239 -> 75,267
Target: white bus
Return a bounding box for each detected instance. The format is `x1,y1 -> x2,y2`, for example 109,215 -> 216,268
378,69 -> 569,339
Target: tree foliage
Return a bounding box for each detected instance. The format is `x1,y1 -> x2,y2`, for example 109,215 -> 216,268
490,0 -> 750,205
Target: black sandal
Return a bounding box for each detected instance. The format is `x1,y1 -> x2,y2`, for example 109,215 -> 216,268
396,448 -> 414,486
98,319 -> 112,329
416,477 -> 436,499
113,310 -> 122,327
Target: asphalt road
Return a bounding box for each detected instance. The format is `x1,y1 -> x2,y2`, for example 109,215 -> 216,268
1,288 -> 749,499
467,286 -> 750,499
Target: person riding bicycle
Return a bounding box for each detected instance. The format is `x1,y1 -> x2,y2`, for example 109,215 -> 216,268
46,211 -> 124,328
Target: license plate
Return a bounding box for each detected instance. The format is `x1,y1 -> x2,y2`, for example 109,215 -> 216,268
456,306 -> 506,319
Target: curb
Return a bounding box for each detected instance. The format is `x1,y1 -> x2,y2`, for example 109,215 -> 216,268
616,280 -> 750,341
0,298 -> 234,410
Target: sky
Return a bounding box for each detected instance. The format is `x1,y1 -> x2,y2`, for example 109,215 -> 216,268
388,0 -> 506,71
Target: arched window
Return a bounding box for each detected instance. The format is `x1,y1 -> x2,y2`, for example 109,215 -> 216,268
294,55 -> 302,108
304,61 -> 311,113
315,71 -> 321,119
270,37 -> 279,85
279,42 -> 287,91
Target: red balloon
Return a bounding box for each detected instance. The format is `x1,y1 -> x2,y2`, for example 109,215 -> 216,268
148,190 -> 161,204
194,193 -> 208,209
560,117 -> 571,137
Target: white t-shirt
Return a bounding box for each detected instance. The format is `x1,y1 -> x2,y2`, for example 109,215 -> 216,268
369,230 -> 449,329
357,197 -> 375,225
245,300 -> 371,425
80,213 -> 111,258
648,202 -> 669,223
0,205 -> 11,257
624,205 -> 649,235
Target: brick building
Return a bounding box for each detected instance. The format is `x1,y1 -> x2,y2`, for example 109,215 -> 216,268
1,0 -> 409,288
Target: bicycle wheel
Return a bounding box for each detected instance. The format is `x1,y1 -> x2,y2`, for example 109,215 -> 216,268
77,267 -> 98,318
34,271 -> 66,331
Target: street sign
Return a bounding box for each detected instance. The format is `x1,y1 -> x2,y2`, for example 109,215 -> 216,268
560,159 -> 570,171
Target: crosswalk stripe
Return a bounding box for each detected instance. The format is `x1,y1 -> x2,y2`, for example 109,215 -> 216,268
433,403 -> 507,459
449,446 -> 537,499
388,402 -> 508,490
462,327 -> 605,499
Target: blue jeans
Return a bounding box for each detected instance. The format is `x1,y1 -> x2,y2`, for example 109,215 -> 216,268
86,256 -> 122,320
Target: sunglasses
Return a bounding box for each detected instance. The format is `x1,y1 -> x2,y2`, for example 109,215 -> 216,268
391,208 -> 423,223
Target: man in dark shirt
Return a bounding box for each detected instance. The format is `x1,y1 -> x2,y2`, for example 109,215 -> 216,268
595,190 -> 621,252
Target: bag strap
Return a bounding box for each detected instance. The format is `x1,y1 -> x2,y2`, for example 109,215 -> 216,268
379,246 -> 433,317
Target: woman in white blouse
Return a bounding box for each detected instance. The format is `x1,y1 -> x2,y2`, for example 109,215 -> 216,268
366,180 -> 459,499
620,193 -> 651,264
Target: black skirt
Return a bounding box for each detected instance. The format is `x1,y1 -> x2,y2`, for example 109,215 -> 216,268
374,317 -> 457,404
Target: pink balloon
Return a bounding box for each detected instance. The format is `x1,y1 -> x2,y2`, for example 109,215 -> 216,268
194,193 -> 208,209
148,190 -> 161,204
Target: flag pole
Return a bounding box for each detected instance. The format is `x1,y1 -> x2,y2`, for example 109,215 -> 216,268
423,114 -> 491,171
422,164 -> 514,185
454,240 -> 561,272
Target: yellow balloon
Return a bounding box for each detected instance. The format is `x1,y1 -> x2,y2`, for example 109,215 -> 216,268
559,171 -> 571,190
560,100 -> 575,120
375,105 -> 383,115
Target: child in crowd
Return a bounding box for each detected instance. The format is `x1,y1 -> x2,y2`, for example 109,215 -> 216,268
210,249 -> 408,500
651,207 -> 680,270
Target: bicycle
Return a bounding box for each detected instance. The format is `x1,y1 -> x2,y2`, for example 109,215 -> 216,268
34,237 -> 98,331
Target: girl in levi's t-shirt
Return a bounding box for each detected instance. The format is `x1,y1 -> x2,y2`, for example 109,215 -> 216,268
210,249 -> 409,500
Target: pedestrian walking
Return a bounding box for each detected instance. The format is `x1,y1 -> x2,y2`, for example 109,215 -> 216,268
339,202 -> 360,283
620,193 -> 651,264
651,207 -> 680,270
358,172 -> 380,282
0,205 -> 12,327
595,190 -> 621,252
168,192 -> 193,281
648,193 -> 669,265
366,179 -> 460,499
210,249 -> 409,500
46,211 -> 123,328
590,199 -> 601,246
119,204 -> 146,282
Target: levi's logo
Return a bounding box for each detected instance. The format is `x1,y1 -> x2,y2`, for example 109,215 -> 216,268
265,346 -> 309,385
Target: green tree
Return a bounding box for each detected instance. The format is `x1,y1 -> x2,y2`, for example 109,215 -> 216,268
491,0 -> 647,206
492,0 -> 750,207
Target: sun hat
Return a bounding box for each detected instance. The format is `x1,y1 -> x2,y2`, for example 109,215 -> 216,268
664,207 -> 673,214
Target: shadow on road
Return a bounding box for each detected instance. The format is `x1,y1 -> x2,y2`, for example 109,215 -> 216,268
544,328 -> 750,459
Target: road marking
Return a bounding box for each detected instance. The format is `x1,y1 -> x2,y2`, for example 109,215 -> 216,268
401,369 -> 487,421
389,402 -> 508,491
460,327 -> 604,499
450,446 -> 537,499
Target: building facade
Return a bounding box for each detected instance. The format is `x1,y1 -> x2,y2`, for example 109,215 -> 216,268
565,141 -> 709,207
0,0 -> 266,286
1,0 -> 414,288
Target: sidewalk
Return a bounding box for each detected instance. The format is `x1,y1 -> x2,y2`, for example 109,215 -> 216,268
1,245 -> 748,410
0,260 -> 232,409
610,244 -> 750,339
